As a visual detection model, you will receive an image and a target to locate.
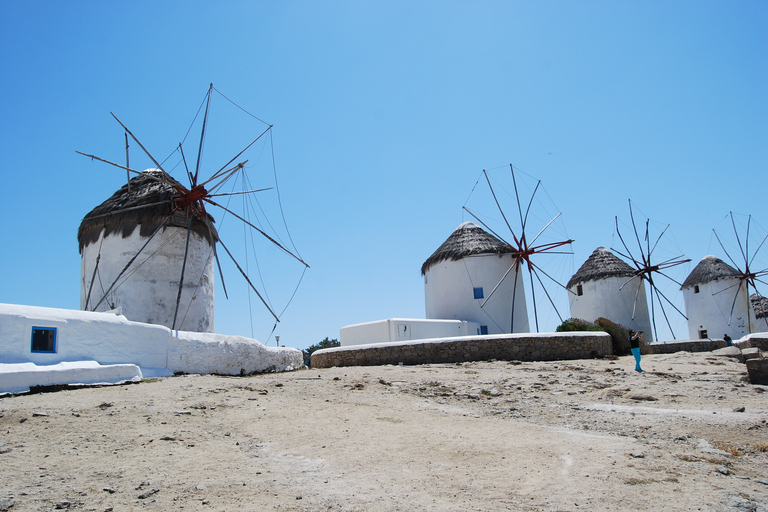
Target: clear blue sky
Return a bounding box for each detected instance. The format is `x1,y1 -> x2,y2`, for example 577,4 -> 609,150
1,1 -> 766,349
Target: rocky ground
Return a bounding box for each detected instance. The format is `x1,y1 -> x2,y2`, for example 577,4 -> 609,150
1,350 -> 767,511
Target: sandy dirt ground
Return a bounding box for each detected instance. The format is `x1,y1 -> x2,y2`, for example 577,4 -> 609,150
1,351 -> 767,512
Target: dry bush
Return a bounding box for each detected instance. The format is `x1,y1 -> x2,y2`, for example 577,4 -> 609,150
712,441 -> 745,456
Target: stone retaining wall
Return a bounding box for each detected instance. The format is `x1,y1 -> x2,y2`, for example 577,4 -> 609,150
642,340 -> 728,355
311,332 -> 612,368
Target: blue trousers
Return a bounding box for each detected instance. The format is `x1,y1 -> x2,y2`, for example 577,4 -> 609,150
631,347 -> 642,371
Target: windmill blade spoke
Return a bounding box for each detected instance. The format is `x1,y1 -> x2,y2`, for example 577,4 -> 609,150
614,218 -> 639,268
203,125 -> 273,186
522,180 -> 541,233
527,260 -> 570,292
618,274 -> 636,292
655,270 -> 686,288
528,212 -> 562,247
731,211 -> 748,265
727,285 -> 744,326
653,286 -> 678,340
649,286 -> 659,342
654,255 -> 689,268
530,240 -> 574,255
710,281 -> 742,296
609,245 -> 635,264
527,265 -> 539,332
712,228 -> 741,270
645,219 -> 651,260
746,214 -> 751,262
510,263 -> 520,332
649,223 -> 670,258
748,232 -> 768,268
631,279 -> 643,320
193,84 -> 214,185
204,197 -> 310,268
462,207 -> 512,247
209,187 -> 272,197
76,151 -> 147,177
483,169 -> 518,243
217,237 -> 280,323
481,257 -> 521,308
213,246 -> 229,300
530,266 -> 564,325
510,165 -> 527,233
652,283 -> 688,320
84,253 -> 102,311
206,162 -> 248,194
172,218 -> 194,331
628,200 -> 646,261
91,216 -> 171,311
111,113 -> 165,172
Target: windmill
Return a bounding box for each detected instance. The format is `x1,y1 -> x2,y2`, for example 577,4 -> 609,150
710,212 -> 768,333
611,200 -> 690,342
461,164 -> 574,332
77,84 -> 309,337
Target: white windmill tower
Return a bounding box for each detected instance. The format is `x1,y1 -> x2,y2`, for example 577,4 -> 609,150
79,169 -> 218,332
567,247 -> 653,339
422,221 -> 529,334
681,255 -> 757,340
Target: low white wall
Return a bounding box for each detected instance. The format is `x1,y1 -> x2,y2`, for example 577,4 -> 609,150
340,318 -> 481,346
0,303 -> 302,379
168,332 -> 302,374
0,361 -> 142,394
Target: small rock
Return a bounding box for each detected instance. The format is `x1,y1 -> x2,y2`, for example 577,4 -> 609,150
32,412 -> 48,417
0,497 -> 15,511
97,402 -> 114,409
54,501 -> 72,509
274,382 -> 283,388
378,378 -> 391,386
0,444 -> 11,455
102,487 -> 116,494
160,436 -> 177,441
137,489 -> 159,500
715,466 -> 730,475
627,393 -> 658,401
630,451 -> 645,458
733,406 -> 746,413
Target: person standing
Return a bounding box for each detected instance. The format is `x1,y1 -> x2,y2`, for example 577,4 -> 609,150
629,330 -> 643,372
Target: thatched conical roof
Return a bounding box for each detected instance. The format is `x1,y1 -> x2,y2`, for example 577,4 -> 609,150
421,222 -> 512,275
681,255 -> 741,289
751,294 -> 767,320
78,169 -> 217,253
566,247 -> 636,289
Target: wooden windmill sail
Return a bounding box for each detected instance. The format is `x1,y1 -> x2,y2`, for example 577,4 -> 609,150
611,200 -> 690,342
77,84 -> 309,335
709,212 -> 768,334
462,164 -> 574,333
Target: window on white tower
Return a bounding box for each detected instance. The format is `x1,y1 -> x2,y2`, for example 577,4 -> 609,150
473,287 -> 484,299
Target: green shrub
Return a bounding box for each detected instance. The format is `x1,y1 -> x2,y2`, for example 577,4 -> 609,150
556,318 -> 602,332
595,317 -> 631,356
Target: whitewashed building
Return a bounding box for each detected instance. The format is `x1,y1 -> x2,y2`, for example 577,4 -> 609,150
78,169 -> 216,332
567,247 -> 653,340
682,256 -> 757,340
0,303 -> 303,393
422,222 -> 529,335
